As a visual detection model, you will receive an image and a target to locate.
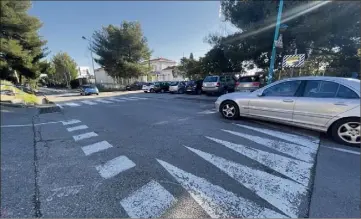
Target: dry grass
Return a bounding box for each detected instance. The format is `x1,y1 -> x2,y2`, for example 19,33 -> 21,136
0,80 -> 39,104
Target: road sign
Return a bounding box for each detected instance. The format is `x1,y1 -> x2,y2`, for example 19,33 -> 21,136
282,54 -> 305,68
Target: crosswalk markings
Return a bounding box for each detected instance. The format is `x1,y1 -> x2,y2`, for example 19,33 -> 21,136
197,109 -> 217,114
96,156 -> 136,179
81,100 -> 98,105
94,99 -> 113,104
61,119 -> 81,125
120,180 -> 177,218
185,146 -> 307,218
117,97 -> 138,101
206,136 -> 313,186
128,97 -> 148,100
107,98 -> 125,102
157,159 -> 286,218
73,131 -> 98,141
222,129 -> 316,163
234,123 -> 319,148
81,140 -> 113,156
66,125 -> 88,132
65,102 -> 81,107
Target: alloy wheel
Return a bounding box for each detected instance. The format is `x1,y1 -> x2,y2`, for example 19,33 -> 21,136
337,122 -> 360,144
222,103 -> 235,118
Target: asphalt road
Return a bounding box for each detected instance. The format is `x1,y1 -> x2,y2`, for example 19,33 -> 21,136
1,93 -> 360,218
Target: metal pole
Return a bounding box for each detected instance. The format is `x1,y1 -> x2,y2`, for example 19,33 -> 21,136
90,49 -> 96,84
267,0 -> 284,84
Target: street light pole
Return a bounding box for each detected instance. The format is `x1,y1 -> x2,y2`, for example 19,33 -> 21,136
82,36 -> 97,84
267,0 -> 284,84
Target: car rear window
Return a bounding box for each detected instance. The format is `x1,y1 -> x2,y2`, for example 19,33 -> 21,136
238,76 -> 260,83
203,76 -> 218,82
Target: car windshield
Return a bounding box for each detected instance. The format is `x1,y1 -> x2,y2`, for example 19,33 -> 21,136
169,82 -> 179,86
239,76 -> 260,83
203,76 -> 218,82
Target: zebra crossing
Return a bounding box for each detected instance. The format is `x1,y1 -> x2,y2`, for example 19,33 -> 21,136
57,96 -> 148,108
59,119 -> 319,218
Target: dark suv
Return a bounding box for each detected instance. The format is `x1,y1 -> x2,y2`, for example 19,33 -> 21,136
126,82 -> 146,91
153,82 -> 170,93
185,80 -> 203,95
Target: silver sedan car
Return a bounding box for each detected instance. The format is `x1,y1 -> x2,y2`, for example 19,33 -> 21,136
215,76 -> 360,146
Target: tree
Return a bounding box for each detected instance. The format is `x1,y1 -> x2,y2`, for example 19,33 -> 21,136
91,21 -> 151,81
0,0 -> 48,82
50,52 -> 78,85
214,0 -> 360,75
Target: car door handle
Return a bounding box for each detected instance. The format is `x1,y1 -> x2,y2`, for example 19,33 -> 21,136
282,99 -> 294,103
334,102 -> 347,106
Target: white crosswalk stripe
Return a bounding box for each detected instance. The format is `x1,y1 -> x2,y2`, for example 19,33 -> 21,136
234,123 -> 319,148
205,136 -> 313,186
73,132 -> 98,141
197,109 -> 217,114
157,159 -> 286,218
64,102 -> 81,107
222,129 -> 316,163
107,97 -> 126,102
120,180 -> 177,218
117,97 -> 138,101
81,140 -> 113,156
81,100 -> 98,105
94,99 -> 113,103
96,156 -> 136,179
66,125 -> 88,132
61,119 -> 81,125
185,146 -> 307,218
128,96 -> 148,100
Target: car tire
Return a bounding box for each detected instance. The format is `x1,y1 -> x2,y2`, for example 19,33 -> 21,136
144,91 -> 147,93
161,89 -> 165,93
96,93 -> 99,95
150,88 -> 155,93
331,117 -> 360,147
220,101 -> 240,120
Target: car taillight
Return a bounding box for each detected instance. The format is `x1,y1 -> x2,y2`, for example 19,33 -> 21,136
252,82 -> 260,86
216,82 -> 220,87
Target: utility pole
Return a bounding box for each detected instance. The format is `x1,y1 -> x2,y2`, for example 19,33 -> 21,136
267,0 -> 284,84
82,36 -> 97,84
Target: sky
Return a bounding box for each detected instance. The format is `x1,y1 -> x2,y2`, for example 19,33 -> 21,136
29,1 -> 238,73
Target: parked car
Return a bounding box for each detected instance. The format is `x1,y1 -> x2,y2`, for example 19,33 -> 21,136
169,81 -> 186,94
154,82 -> 170,93
80,84 -> 99,95
185,80 -> 203,95
126,82 -> 146,91
235,75 -> 262,92
142,82 -> 155,93
202,75 -> 236,95
215,76 -> 360,146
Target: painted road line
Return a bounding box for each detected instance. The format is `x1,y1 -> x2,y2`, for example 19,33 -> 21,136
73,132 -> 98,141
56,103 -> 64,109
234,123 -> 319,148
128,96 -> 148,100
64,102 -> 81,107
95,99 -> 113,104
322,146 -> 360,155
197,110 -> 217,115
66,125 -> 88,132
206,136 -> 313,186
117,97 -> 137,101
107,98 -> 125,102
61,119 -> 81,125
96,156 -> 135,179
120,180 -> 177,218
186,146 -> 307,218
153,121 -> 169,125
81,140 -> 113,156
222,129 -> 316,163
157,159 -> 286,218
81,100 -> 98,105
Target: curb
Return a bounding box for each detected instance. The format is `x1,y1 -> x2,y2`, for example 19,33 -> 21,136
0,102 -> 26,108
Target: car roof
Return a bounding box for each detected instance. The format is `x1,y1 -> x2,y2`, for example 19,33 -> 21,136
283,76 -> 360,92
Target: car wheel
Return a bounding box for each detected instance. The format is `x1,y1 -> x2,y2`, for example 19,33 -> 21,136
161,89 -> 165,93
150,88 -> 155,93
144,91 -> 147,93
96,93 -> 99,95
220,101 -> 239,120
331,117 -> 360,147
178,89 -> 184,94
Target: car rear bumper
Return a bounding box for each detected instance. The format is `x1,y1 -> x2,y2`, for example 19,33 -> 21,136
169,87 -> 179,92
202,87 -> 219,93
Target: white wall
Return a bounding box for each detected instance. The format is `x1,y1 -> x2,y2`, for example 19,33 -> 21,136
150,60 -> 176,73
156,69 -> 186,82
94,68 -> 116,84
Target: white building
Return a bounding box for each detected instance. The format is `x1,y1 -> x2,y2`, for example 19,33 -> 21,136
94,68 -> 147,84
77,66 -> 92,79
145,57 -> 186,82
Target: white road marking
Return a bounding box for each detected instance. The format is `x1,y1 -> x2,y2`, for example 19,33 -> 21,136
95,99 -> 113,103
64,102 -> 81,107
107,98 -> 125,102
56,103 -> 64,109
46,185 -> 84,202
197,110 -> 217,114
157,159 -> 286,218
322,146 -> 360,155
66,125 -> 88,132
61,119 -> 81,125
177,117 -> 190,122
153,121 -> 169,125
96,156 -> 135,179
2,120 -> 64,128
128,96 -> 148,100
186,146 -> 307,218
117,97 -> 137,101
120,180 -> 177,218
234,124 -> 319,148
81,100 -> 98,105
81,140 -> 113,156
206,136 -> 313,186
73,132 -> 98,141
222,129 -> 316,163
